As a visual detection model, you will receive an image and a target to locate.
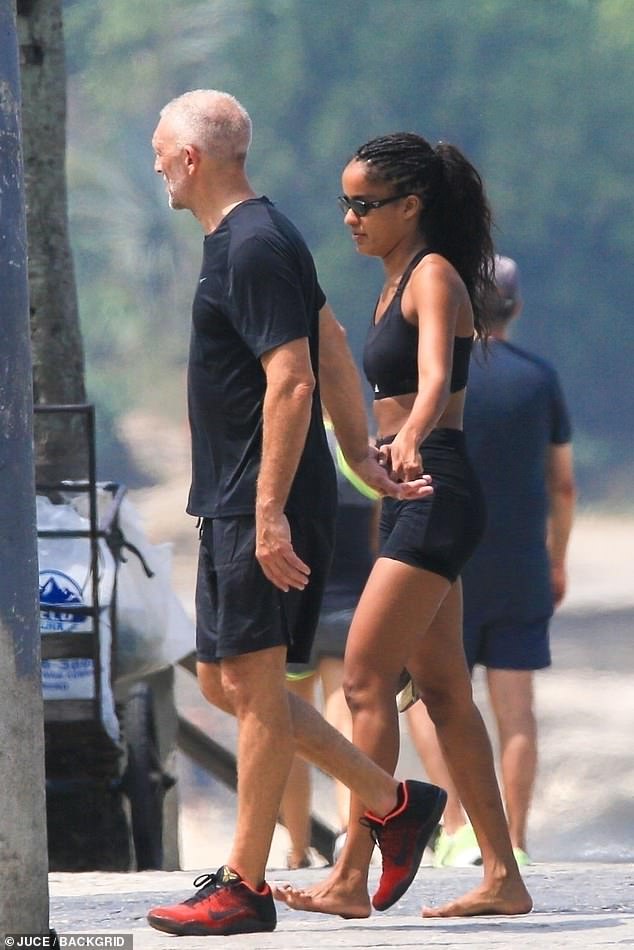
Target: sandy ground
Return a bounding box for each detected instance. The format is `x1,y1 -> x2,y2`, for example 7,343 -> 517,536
120,411 -> 634,871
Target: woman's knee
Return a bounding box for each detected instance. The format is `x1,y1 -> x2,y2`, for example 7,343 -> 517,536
342,664 -> 401,715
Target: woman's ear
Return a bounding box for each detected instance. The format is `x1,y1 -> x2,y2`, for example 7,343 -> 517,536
403,194 -> 422,219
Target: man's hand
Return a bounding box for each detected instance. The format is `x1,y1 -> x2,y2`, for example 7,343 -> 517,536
351,452 -> 434,500
256,509 -> 310,592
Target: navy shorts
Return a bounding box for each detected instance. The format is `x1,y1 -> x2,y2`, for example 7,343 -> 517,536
286,607 -> 354,678
195,512 -> 334,664
463,614 -> 552,671
378,429 -> 486,583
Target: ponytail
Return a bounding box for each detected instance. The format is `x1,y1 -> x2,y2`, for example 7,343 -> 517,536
429,143 -> 494,338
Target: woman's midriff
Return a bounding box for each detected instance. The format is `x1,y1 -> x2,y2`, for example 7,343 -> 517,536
373,390 -> 465,440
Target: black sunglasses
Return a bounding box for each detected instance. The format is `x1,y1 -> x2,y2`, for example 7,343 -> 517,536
337,193 -> 409,217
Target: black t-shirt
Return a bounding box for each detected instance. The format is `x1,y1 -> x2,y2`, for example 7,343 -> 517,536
186,196 -> 335,518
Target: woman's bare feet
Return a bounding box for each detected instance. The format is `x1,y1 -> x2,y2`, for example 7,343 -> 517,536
272,868 -> 372,919
422,878 -> 533,918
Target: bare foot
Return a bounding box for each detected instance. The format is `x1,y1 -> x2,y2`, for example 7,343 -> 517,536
272,871 -> 371,919
422,879 -> 533,918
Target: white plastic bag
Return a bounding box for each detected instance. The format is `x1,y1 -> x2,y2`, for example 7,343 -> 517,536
37,495 -> 119,742
113,495 -> 194,685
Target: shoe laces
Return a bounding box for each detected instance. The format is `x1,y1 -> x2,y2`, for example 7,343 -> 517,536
361,813 -> 407,861
184,868 -> 239,906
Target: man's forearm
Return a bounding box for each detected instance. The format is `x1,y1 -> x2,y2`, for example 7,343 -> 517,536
546,443 -> 576,565
547,489 -> 575,565
257,379 -> 314,516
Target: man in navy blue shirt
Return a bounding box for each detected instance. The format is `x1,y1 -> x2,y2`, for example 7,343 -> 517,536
407,256 -> 575,867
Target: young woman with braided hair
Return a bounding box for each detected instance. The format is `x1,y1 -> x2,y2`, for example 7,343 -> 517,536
274,134 -> 532,919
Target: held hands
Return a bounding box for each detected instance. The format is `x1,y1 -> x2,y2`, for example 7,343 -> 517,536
256,508 -> 310,592
355,443 -> 433,500
378,428 -> 427,485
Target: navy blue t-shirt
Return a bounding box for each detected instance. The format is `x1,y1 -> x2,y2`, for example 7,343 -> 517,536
186,197 -> 335,519
462,339 -> 572,622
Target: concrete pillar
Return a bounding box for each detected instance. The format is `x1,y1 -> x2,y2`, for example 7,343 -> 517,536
0,0 -> 50,931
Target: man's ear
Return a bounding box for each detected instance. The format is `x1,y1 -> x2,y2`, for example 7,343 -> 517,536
184,144 -> 200,172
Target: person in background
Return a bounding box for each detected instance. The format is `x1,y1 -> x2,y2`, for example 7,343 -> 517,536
275,134 -> 532,919
406,255 -> 576,868
146,90 -> 440,938
282,416 -> 380,869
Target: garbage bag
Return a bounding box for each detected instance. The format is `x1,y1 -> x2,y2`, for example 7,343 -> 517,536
37,495 -> 119,742
112,495 -> 194,685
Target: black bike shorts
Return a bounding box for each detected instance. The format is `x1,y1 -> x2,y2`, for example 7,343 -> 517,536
378,428 -> 486,583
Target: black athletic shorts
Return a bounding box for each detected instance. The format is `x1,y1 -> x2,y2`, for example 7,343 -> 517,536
378,428 -> 486,583
195,512 -> 334,664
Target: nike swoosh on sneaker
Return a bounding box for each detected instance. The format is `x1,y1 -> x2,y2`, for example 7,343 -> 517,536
208,908 -> 241,921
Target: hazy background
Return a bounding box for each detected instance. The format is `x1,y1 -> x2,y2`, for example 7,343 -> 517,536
59,0 -> 634,865
62,0 -> 634,505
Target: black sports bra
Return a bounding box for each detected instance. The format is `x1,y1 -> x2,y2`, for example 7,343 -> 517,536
362,248 -> 473,400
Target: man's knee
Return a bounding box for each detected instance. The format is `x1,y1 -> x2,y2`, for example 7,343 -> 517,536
197,660 -> 234,714
221,647 -> 288,712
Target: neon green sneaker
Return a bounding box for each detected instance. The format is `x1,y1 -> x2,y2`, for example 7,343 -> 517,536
432,828 -> 454,868
513,847 -> 532,867
434,822 -> 482,867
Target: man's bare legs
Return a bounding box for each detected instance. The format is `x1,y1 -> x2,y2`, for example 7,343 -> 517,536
197,650 -> 403,896
487,668 -> 537,853
319,656 -> 352,829
213,646 -> 296,887
280,658 -> 352,867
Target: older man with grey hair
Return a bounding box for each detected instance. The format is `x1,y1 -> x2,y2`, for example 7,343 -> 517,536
147,90 -> 441,937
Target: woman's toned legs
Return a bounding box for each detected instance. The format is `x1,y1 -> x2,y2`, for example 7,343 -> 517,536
408,583 -> 531,916
406,701 -> 466,834
273,557 -> 449,916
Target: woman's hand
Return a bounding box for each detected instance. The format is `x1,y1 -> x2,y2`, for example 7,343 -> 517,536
379,429 -> 424,482
351,451 -> 432,499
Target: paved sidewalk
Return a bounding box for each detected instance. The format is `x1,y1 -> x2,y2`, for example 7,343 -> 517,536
49,863 -> 634,948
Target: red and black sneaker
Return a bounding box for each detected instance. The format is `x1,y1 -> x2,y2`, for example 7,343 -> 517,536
147,865 -> 277,936
363,779 -> 447,911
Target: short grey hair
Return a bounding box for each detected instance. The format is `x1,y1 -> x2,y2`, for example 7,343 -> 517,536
160,89 -> 252,163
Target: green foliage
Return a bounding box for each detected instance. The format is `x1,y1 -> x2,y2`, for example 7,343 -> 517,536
62,0 -> 634,498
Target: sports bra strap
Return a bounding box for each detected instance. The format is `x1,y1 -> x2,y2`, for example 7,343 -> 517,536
395,248 -> 435,296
